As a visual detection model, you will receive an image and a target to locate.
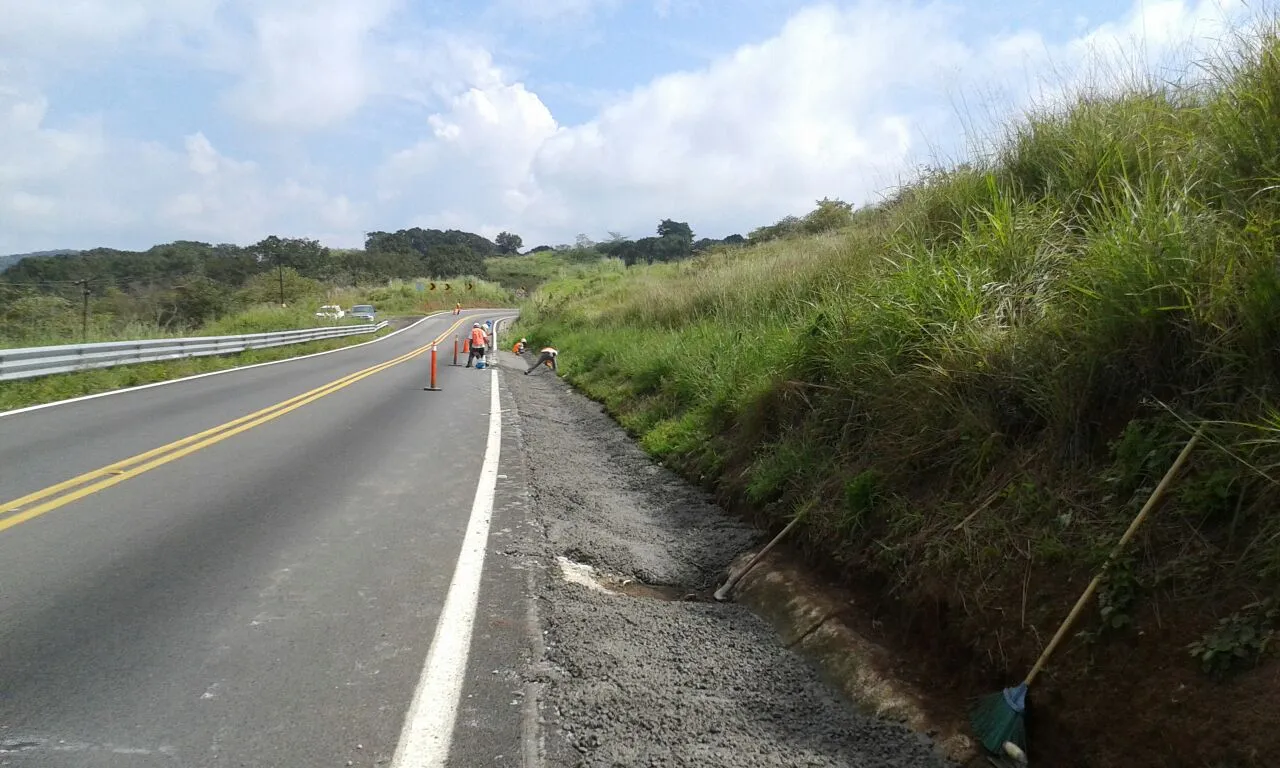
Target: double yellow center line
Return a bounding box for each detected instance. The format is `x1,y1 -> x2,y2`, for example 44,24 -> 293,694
0,315 -> 470,534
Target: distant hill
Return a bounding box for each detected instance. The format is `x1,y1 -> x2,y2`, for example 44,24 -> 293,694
0,250 -> 79,272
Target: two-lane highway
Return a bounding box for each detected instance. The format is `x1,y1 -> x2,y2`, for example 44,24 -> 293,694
0,311 -> 521,767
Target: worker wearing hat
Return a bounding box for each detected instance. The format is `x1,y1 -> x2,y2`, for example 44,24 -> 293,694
524,346 -> 558,375
466,322 -> 489,368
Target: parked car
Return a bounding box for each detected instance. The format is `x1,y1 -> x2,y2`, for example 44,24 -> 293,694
315,304 -> 345,320
349,304 -> 376,322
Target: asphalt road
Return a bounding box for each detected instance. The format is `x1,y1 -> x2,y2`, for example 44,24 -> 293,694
0,311 -> 522,767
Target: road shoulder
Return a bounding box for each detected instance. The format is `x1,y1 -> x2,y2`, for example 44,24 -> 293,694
497,350 -> 953,767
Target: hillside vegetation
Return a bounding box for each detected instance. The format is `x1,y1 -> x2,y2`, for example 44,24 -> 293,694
0,227 -> 524,348
0,273 -> 509,348
0,218 -> 733,347
518,27 -> 1280,767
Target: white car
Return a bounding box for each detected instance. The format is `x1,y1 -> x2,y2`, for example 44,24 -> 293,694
315,304 -> 345,320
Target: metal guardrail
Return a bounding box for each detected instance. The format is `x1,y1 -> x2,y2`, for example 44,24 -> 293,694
0,321 -> 390,382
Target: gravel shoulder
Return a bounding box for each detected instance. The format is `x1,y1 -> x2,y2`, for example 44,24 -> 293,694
499,350 -> 952,767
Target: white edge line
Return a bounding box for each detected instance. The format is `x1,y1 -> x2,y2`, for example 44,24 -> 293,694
391,364 -> 503,768
0,312 -> 454,420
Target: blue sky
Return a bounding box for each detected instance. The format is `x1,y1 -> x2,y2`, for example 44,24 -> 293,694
0,0 -> 1255,254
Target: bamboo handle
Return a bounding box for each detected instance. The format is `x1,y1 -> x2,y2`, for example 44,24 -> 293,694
713,506 -> 812,601
1023,425 -> 1204,686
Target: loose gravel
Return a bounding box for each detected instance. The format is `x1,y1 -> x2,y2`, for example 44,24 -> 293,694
503,355 -> 953,768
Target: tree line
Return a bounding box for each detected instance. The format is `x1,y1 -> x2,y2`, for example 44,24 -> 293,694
0,198 -> 857,336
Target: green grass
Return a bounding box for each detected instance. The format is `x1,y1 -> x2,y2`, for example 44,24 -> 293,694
0,322 -> 397,412
517,22 -> 1280,701
323,276 -> 512,315
0,276 -> 512,349
484,250 -> 620,292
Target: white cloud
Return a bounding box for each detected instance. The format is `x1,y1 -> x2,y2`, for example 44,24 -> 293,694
0,0 -> 222,65
154,133 -> 365,244
374,0 -> 1254,244
379,1 -> 976,240
527,2 -> 965,232
221,0 -> 402,129
378,60 -> 559,239
1066,0 -> 1247,79
0,0 -> 1261,254
0,76 -> 360,251
488,0 -> 619,23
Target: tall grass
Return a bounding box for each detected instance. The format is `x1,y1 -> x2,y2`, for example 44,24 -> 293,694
519,22 -> 1280,723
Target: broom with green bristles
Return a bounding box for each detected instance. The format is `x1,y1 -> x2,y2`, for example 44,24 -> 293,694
970,424 -> 1205,758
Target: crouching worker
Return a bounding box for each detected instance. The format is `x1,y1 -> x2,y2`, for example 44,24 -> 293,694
466,322 -> 489,367
524,346 -> 558,375
513,337 -> 527,355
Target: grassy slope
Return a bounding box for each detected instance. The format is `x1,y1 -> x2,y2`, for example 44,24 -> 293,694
517,30 -> 1280,767
484,249 -> 617,292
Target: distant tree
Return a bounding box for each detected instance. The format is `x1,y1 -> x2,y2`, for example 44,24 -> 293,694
337,247 -> 417,284
0,294 -> 76,340
529,245 -> 554,254
802,197 -> 855,233
749,215 -> 802,244
656,219 -> 694,244
236,268 -> 322,306
575,234 -> 595,250
204,244 -> 262,285
251,236 -> 326,305
170,276 -> 230,327
366,227 -> 496,279
724,234 -> 745,245
423,243 -> 485,279
495,231 -> 523,255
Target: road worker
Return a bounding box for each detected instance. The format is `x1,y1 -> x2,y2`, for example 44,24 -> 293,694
466,322 -> 489,368
524,346 -> 558,375
513,337 -> 527,354
453,302 -> 462,315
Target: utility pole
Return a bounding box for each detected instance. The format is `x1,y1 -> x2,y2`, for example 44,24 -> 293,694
277,261 -> 285,307
77,279 -> 90,342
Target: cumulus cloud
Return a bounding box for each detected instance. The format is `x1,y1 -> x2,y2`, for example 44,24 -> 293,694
525,2 -> 964,235
489,0 -> 619,22
0,0 -> 222,66
0,76 -> 360,252
0,0 -> 1260,253
222,0 -> 403,129
376,0 -> 1254,244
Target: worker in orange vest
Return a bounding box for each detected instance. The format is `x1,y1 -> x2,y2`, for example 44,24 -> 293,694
524,346 -> 557,375
513,337 -> 527,354
466,322 -> 489,368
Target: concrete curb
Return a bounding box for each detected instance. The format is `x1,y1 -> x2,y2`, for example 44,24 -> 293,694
727,549 -> 979,765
